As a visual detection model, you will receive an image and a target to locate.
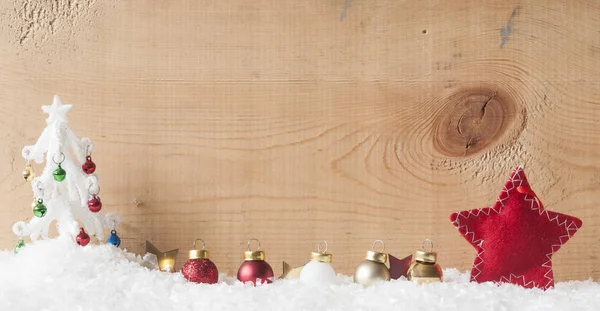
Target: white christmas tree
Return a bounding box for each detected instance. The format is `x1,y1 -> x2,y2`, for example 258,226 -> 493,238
12,96 -> 119,243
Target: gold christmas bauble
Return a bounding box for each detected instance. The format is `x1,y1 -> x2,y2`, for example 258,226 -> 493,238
407,239 -> 443,284
353,260 -> 390,286
354,240 -> 391,286
406,261 -> 443,284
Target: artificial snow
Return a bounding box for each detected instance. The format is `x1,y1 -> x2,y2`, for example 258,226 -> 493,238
0,240 -> 598,311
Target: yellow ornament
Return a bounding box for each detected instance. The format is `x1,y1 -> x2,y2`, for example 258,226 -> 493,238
22,163 -> 35,182
407,239 -> 443,284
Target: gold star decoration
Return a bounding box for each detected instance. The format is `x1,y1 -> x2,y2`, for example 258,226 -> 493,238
145,241 -> 179,272
279,261 -> 304,279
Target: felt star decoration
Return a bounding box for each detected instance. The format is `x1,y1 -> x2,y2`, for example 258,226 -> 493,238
42,95 -> 72,125
450,166 -> 582,290
389,254 -> 413,280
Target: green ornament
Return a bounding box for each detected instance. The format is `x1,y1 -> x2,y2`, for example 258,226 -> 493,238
33,199 -> 47,217
53,164 -> 66,182
14,240 -> 25,254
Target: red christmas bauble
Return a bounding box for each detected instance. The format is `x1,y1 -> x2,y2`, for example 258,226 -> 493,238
88,195 -> 102,213
82,156 -> 96,174
182,258 -> 219,284
237,261 -> 274,285
76,228 -> 90,246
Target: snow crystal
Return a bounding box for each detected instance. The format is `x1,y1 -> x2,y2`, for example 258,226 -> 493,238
0,239 -> 598,311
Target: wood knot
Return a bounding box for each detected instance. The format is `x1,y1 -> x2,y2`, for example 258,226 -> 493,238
432,87 -> 521,157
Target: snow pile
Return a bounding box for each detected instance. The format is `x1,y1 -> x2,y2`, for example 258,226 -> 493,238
0,240 -> 598,311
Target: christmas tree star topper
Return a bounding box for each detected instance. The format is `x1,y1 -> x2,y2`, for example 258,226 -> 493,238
42,95 -> 72,124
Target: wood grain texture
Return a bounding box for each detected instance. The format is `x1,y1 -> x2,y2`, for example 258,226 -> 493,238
0,0 -> 599,280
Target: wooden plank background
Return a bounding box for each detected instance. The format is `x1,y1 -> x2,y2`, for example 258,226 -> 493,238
0,0 -> 598,281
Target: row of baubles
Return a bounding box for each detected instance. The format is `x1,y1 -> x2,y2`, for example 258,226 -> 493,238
179,238 -> 443,286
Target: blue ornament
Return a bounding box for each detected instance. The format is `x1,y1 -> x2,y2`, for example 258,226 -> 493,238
107,229 -> 121,247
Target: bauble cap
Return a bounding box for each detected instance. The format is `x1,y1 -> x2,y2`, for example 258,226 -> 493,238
414,239 -> 437,263
365,240 -> 388,264
189,238 -> 210,259
244,238 -> 265,261
310,240 -> 332,263
244,250 -> 266,261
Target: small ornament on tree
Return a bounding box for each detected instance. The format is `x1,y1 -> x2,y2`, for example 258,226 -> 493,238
354,240 -> 391,286
32,198 -> 47,218
450,166 -> 583,290
14,238 -> 25,254
299,240 -> 336,284
31,184 -> 47,218
87,185 -> 102,213
76,227 -> 90,246
12,95 -> 118,244
181,238 -> 219,284
22,161 -> 35,182
406,239 -> 443,284
106,213 -> 122,247
237,238 -> 274,286
81,147 -> 96,174
107,230 -> 121,247
87,195 -> 102,213
52,153 -> 67,182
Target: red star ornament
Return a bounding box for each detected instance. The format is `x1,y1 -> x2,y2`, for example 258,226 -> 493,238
450,166 -> 582,290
